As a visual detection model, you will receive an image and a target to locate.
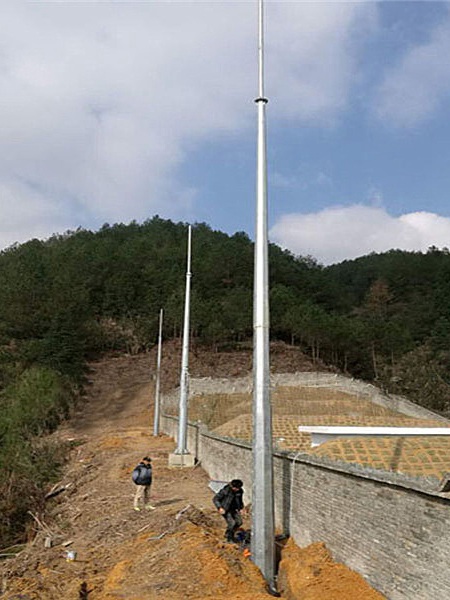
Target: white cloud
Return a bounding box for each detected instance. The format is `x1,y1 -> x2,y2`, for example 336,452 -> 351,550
271,168 -> 333,192
0,2 -> 376,249
267,2 -> 377,124
0,179 -> 74,249
271,171 -> 305,191
374,11 -> 450,127
270,205 -> 450,265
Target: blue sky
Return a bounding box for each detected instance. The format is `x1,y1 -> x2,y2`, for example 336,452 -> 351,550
2,1 -> 450,264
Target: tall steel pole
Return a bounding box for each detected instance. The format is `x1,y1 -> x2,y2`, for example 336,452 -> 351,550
251,0 -> 276,593
176,225 -> 192,454
153,307 -> 164,437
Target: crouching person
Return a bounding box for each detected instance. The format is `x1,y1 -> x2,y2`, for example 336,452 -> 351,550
213,479 -> 244,543
132,456 -> 155,511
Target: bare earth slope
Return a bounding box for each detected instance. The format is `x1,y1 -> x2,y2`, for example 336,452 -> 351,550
0,343 -> 384,600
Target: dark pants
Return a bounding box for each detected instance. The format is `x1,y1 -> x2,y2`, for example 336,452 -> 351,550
223,511 -> 243,541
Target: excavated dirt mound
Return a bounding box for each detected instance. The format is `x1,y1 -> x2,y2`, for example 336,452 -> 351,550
278,539 -> 385,600
0,346 -> 384,599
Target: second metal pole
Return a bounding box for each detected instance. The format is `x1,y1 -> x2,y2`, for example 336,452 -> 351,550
176,225 -> 192,454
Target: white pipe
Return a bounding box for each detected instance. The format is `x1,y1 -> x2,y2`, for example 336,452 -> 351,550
298,425 -> 450,448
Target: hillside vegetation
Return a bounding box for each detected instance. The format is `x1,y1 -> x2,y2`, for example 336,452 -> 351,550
0,216 -> 449,547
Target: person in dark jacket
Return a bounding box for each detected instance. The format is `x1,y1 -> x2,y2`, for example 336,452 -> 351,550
213,479 -> 244,542
132,456 -> 155,511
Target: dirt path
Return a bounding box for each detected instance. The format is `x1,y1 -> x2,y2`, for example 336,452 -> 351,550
0,348 -> 385,600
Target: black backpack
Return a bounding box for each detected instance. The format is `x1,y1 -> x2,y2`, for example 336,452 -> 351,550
132,463 -> 152,485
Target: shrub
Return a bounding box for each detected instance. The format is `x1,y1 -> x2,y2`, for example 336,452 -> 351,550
0,367 -> 75,547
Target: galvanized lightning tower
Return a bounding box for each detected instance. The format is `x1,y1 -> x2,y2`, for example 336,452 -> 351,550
251,0 -> 276,593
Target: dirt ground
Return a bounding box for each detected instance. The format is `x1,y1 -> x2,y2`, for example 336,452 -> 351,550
0,343 -> 385,599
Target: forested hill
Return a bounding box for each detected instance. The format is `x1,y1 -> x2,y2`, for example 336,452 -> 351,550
0,216 -> 449,547
0,217 -> 449,411
324,248 -> 450,410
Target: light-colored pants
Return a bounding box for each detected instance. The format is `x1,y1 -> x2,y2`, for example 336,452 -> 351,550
133,484 -> 151,509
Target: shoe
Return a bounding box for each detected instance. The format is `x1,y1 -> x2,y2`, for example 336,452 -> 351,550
134,507 -> 141,512
145,504 -> 156,510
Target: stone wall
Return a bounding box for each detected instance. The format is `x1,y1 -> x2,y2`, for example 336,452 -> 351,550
161,412 -> 450,600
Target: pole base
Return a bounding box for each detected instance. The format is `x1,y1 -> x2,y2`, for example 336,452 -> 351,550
168,452 -> 195,468
266,583 -> 280,597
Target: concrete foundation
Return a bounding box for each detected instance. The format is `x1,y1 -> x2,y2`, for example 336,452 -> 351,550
168,452 -> 196,468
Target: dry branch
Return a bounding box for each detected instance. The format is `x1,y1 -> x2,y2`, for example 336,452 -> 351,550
27,511 -> 53,535
45,483 -> 71,500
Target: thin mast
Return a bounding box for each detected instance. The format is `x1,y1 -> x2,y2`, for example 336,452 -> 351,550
153,307 -> 164,436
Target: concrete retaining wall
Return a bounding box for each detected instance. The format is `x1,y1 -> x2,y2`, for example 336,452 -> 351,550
163,372 -> 447,422
161,412 -> 450,600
